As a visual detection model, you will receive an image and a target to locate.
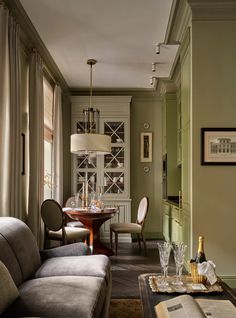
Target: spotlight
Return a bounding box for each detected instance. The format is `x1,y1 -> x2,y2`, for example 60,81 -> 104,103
156,43 -> 160,54
152,63 -> 156,72
150,77 -> 157,86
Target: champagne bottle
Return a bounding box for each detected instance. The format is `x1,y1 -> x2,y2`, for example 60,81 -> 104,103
195,236 -> 206,263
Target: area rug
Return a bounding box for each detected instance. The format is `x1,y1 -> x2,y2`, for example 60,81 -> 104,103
109,299 -> 142,318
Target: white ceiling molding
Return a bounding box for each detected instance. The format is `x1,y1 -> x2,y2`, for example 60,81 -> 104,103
187,0 -> 236,20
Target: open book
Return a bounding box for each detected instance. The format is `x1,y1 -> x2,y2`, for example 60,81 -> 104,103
155,294 -> 236,318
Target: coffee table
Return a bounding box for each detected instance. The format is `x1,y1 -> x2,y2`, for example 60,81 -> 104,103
138,273 -> 236,318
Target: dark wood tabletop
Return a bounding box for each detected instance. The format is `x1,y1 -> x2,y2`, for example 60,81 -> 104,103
138,273 -> 236,318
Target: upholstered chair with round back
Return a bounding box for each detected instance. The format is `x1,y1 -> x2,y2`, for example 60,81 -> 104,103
41,199 -> 90,248
110,196 -> 149,256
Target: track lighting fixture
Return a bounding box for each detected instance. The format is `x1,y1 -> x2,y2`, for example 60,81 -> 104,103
152,62 -> 157,72
155,43 -> 161,54
149,76 -> 157,86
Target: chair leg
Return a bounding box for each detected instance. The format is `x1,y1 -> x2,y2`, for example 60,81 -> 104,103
110,229 -> 113,250
115,232 -> 118,256
137,234 -> 141,249
141,232 -> 147,256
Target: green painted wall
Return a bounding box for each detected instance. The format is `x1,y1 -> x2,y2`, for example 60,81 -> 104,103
130,94 -> 163,239
191,20 -> 236,279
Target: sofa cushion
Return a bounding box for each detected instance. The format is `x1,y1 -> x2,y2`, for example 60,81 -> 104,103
40,242 -> 90,261
0,234 -> 23,286
0,261 -> 19,314
3,276 -> 106,318
0,217 -> 41,282
35,254 -> 110,283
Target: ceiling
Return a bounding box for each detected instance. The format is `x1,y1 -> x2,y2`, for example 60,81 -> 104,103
20,0 -> 179,90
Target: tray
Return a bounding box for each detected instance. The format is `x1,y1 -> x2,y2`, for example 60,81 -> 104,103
148,275 -> 223,294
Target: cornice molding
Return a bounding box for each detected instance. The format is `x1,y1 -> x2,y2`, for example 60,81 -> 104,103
188,0 -> 236,20
4,0 -> 69,92
168,0 -> 192,44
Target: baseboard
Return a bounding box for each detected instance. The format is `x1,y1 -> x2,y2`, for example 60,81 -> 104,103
220,275 -> 236,288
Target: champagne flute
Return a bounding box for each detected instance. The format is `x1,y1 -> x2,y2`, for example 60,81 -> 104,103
172,242 -> 187,286
157,241 -> 172,286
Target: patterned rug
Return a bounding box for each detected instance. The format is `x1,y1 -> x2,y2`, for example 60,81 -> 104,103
109,299 -> 142,318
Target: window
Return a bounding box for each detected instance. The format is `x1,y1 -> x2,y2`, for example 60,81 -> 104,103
43,76 -> 54,199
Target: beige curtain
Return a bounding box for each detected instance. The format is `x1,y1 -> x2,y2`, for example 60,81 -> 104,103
0,4 -> 22,217
52,85 -> 63,205
28,52 -> 44,246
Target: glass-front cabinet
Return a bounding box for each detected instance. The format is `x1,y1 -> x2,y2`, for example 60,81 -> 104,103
70,96 -> 132,242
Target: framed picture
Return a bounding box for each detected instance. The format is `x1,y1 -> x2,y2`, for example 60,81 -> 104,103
140,132 -> 152,162
201,128 -> 236,165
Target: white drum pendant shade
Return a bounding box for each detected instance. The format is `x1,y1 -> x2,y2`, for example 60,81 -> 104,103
71,133 -> 111,155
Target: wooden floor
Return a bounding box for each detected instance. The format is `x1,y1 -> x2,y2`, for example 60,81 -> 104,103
107,240 -> 176,299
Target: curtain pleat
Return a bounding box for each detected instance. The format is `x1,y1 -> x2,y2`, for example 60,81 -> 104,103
28,52 -> 44,247
0,5 -> 10,214
9,16 -> 22,218
52,85 -> 63,205
0,5 -> 22,217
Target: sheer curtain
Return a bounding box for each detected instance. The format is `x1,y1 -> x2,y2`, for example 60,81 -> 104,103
0,4 -> 22,217
28,52 -> 44,246
52,85 -> 63,205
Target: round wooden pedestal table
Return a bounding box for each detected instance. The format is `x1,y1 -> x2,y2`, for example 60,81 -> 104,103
65,208 -> 117,256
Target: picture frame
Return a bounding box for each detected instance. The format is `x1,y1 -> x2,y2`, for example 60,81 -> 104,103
201,128 -> 236,165
140,132 -> 152,162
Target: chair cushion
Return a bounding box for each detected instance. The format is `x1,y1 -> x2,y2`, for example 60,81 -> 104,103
0,261 -> 19,314
66,221 -> 85,228
110,222 -> 142,233
4,276 -> 106,318
35,255 -> 110,283
48,227 -> 90,240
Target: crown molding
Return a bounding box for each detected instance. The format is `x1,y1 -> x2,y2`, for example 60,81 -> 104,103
4,0 -> 69,92
168,0 -> 192,44
188,0 -> 236,20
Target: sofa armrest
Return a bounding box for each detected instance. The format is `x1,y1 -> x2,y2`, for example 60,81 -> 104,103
40,243 -> 91,261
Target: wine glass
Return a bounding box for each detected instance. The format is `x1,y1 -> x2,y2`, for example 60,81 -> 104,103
157,241 -> 172,286
172,242 -> 187,286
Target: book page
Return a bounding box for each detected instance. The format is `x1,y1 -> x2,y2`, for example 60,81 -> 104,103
196,299 -> 236,318
155,295 -> 205,318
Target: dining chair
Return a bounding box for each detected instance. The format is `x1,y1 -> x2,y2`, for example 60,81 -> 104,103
41,199 -> 90,248
63,196 -> 84,228
110,196 -> 149,256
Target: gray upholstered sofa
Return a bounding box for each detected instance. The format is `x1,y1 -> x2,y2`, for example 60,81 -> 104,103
0,217 -> 111,318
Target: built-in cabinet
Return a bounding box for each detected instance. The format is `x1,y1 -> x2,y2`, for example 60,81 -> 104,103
163,201 -> 182,242
161,29 -> 191,266
162,93 -> 181,199
70,96 -> 132,242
